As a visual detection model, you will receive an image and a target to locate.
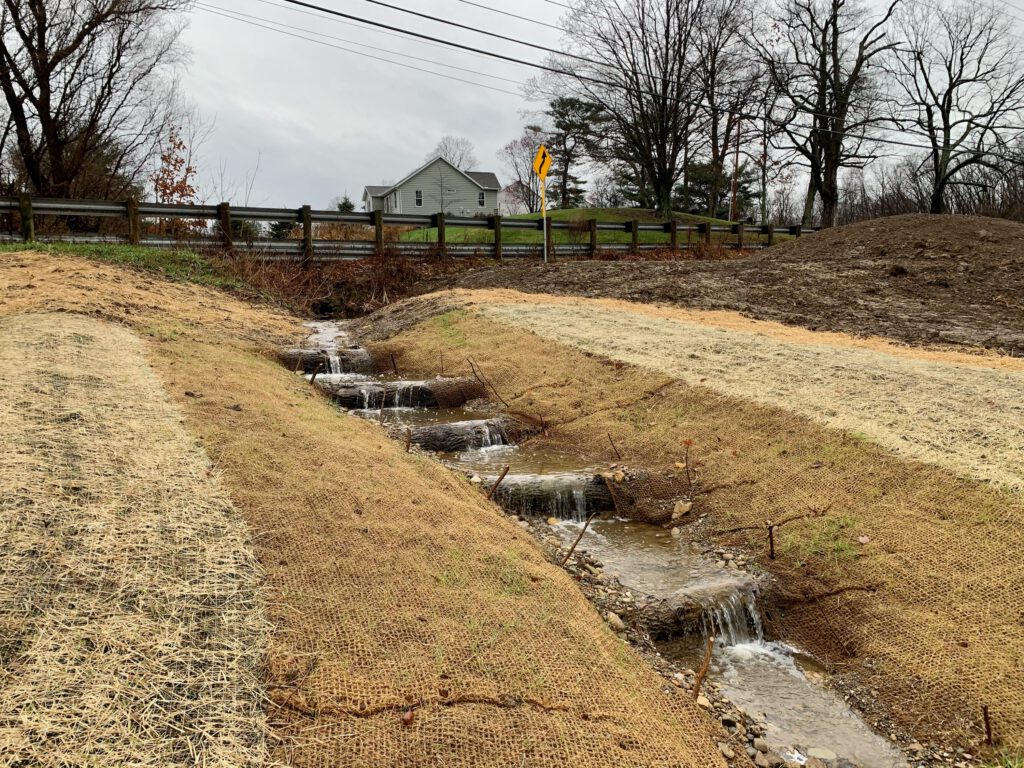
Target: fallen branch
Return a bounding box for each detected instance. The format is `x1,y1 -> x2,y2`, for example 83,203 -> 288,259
608,432 -> 622,460
467,357 -> 509,408
692,634 -> 715,701
308,362 -> 323,387
486,465 -> 511,501
560,510 -> 600,567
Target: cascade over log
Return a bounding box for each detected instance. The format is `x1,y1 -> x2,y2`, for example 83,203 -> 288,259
322,377 -> 486,410
279,347 -> 374,374
489,473 -> 616,519
408,419 -> 508,452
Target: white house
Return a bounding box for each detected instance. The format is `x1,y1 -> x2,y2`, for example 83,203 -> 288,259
362,156 -> 501,216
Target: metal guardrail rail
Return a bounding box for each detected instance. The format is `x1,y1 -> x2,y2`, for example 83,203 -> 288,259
1,194 -> 813,261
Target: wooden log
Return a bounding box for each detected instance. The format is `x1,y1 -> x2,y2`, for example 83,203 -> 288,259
624,595 -> 704,640
408,418 -> 509,453
19,194 -> 33,242
489,473 -> 615,519
218,202 -> 233,249
278,347 -> 374,374
326,377 -> 485,410
373,209 -> 384,255
588,218 -> 598,257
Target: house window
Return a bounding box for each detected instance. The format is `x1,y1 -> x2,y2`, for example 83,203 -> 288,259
415,190 -> 422,206
478,191 -> 486,207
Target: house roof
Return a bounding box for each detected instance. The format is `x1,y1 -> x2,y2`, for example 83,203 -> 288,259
362,156 -> 501,198
465,171 -> 501,189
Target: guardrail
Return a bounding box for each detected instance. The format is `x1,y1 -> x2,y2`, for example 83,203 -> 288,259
0,194 -> 812,262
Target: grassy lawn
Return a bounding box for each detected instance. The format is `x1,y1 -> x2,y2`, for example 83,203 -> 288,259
0,241 -> 245,291
397,207 -> 774,246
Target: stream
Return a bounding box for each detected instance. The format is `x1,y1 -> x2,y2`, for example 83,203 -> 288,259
291,321 -> 909,768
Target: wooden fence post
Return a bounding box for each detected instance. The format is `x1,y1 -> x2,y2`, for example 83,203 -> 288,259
765,222 -> 775,248
698,222 -> 711,245
545,217 -> 554,261
372,209 -> 384,255
734,221 -> 744,250
19,194 -> 34,242
489,214 -> 503,261
127,196 -> 141,245
432,212 -> 446,257
789,224 -> 802,239
629,219 -> 639,254
588,218 -> 598,257
217,202 -> 233,249
301,205 -> 313,266
668,220 -> 678,253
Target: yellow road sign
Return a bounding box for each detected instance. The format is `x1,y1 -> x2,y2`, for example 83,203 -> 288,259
533,144 -> 552,179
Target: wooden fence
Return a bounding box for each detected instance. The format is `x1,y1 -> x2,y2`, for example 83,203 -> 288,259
0,194 -> 811,262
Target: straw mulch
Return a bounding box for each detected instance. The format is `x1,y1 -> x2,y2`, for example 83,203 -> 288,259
0,313 -> 268,766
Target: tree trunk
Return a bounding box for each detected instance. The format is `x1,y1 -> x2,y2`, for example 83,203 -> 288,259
801,180 -> 817,227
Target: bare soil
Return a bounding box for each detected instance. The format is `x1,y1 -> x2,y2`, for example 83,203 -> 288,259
425,214 -> 1024,355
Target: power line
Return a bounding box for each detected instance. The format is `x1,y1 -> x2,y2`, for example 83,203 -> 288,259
196,2 -> 527,85
354,0 -> 599,63
212,0 -> 1023,163
194,5 -> 523,96
250,0 -> 529,65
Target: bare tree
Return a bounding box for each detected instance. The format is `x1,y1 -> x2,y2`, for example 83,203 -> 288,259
751,0 -> 899,228
552,0 -> 706,217
426,135 -> 478,170
694,0 -> 763,218
889,0 -> 1024,213
497,126 -> 545,213
0,0 -> 192,198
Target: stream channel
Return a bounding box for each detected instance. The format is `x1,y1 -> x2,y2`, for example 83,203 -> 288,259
290,321 -> 907,768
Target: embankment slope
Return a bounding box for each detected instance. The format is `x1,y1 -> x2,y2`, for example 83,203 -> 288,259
364,290 -> 1024,750
0,250 -> 728,767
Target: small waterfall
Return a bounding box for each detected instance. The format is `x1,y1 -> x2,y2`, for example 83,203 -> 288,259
327,352 -> 341,374
699,585 -> 764,647
476,420 -> 507,449
359,387 -> 372,410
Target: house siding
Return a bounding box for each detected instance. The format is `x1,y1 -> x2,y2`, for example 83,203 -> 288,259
399,160 -> 498,216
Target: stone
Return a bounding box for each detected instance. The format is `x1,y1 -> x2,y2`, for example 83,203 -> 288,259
546,517 -> 560,526
907,743 -> 924,753
672,500 -> 693,519
754,752 -> 770,768
806,747 -> 838,761
753,737 -> 768,753
718,743 -> 736,760
723,552 -> 735,561
671,527 -> 682,538
470,474 -> 482,484
696,694 -> 712,709
766,753 -> 785,768
605,611 -> 626,632
613,470 -> 626,483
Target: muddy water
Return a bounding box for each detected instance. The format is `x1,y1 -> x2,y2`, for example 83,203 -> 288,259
297,321 -> 909,768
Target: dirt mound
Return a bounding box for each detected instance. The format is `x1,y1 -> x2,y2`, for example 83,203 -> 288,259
428,214 -> 1024,354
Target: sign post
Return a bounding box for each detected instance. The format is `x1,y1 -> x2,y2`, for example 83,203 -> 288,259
533,144 -> 552,262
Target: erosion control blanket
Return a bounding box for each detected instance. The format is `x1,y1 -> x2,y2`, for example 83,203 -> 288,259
0,313 -> 267,766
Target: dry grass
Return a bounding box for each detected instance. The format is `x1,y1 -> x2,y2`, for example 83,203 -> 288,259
367,297 -> 1024,749
0,313 -> 268,766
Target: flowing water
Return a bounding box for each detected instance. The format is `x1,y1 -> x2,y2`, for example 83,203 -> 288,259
295,321 -> 909,768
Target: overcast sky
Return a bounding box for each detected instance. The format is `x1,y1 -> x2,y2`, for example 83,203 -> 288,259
180,0 -> 563,209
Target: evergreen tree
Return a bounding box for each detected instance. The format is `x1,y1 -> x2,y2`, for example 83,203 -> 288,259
545,98 -> 604,208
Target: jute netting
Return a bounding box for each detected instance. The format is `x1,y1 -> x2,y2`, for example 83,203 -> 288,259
370,302 -> 1024,749
170,340 -> 728,767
